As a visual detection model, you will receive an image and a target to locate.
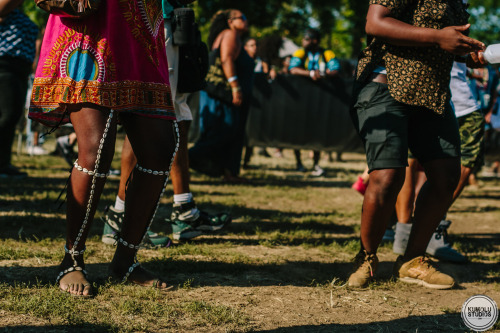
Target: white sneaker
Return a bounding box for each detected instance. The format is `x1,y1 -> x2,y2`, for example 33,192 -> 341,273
311,165 -> 325,177
27,146 -> 48,155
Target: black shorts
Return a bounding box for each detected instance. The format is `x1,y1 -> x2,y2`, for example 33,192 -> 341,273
351,82 -> 460,172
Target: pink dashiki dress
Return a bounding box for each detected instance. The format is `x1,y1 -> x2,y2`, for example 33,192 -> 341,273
29,0 -> 175,126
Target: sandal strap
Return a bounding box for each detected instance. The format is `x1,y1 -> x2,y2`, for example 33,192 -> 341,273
135,164 -> 170,176
122,261 -> 141,283
117,237 -> 141,250
64,245 -> 86,256
56,265 -> 88,283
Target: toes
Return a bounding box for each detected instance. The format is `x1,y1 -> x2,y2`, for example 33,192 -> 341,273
153,279 -> 173,291
82,284 -> 92,297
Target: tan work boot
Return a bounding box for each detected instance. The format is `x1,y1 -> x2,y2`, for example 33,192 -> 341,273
348,250 -> 379,287
394,255 -> 455,289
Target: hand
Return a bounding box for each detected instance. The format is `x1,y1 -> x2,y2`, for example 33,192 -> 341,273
437,24 -> 485,56
309,70 -> 321,81
467,51 -> 487,68
232,90 -> 243,106
485,111 -> 492,124
269,68 -> 277,80
326,69 -> 339,77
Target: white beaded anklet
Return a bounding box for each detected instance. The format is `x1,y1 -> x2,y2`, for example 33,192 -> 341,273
74,160 -> 110,178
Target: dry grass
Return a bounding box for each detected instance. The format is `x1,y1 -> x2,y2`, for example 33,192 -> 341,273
1,134 -> 499,332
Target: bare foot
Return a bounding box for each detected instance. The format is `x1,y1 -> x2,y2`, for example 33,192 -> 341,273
59,270 -> 93,297
109,261 -> 173,291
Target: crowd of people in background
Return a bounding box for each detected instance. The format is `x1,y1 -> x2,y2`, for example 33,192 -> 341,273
1,0 -> 499,298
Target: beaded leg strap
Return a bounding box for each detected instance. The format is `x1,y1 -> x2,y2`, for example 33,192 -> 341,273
56,245 -> 88,283
62,110 -> 114,280
117,121 -> 179,282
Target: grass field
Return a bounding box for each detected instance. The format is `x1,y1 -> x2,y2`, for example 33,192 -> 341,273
1,134 -> 499,332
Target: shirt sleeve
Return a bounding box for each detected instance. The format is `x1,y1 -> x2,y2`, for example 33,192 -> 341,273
289,49 -> 306,70
323,50 -> 340,71
369,0 -> 413,16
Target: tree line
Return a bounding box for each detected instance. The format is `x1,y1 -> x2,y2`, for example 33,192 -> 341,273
23,0 -> 500,59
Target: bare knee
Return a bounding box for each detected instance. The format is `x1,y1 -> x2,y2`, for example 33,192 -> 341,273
367,168 -> 406,200
425,159 -> 461,199
76,134 -> 115,172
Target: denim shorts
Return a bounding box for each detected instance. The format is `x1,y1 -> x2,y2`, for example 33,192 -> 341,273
351,82 -> 460,171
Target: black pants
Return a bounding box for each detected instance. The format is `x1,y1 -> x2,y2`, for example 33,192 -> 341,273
0,57 -> 31,168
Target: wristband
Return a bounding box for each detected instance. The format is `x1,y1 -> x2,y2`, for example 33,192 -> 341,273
228,76 -> 238,83
231,86 -> 241,92
309,70 -> 315,78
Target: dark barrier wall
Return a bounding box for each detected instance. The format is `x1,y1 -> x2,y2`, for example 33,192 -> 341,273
189,73 -> 364,153
246,73 -> 363,152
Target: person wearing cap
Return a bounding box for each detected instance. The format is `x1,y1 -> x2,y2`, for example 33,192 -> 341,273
289,28 -> 341,177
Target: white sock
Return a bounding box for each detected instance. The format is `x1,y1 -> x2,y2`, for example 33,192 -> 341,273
174,192 -> 193,204
173,193 -> 199,220
114,196 -> 125,212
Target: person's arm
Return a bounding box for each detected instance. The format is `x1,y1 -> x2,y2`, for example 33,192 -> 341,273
324,51 -> 340,77
366,4 -> 484,56
290,66 -> 321,80
289,67 -> 308,77
289,50 -> 321,81
0,0 -> 24,18
219,29 -> 242,106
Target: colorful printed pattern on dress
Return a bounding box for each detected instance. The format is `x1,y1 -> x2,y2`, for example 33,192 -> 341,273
30,23 -> 174,127
31,78 -> 174,126
119,0 -> 164,66
41,26 -> 113,82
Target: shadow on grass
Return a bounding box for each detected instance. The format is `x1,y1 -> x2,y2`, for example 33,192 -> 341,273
1,197 -> 358,240
254,314 -> 468,333
189,176 -> 355,189
449,205 -> 500,213
2,313 -> 475,333
0,324 -> 115,333
1,258 -> 498,289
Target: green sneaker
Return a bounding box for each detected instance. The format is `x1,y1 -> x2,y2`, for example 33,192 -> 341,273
101,206 -> 171,249
168,201 -> 231,241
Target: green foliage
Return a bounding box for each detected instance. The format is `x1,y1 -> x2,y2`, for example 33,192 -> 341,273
468,0 -> 500,45
21,0 -> 48,28
19,0 -> 500,57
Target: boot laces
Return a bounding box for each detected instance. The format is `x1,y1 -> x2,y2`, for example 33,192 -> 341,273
354,251 -> 375,277
419,255 -> 436,270
434,223 -> 449,242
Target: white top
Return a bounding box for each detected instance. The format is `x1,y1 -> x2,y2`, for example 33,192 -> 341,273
450,61 -> 480,118
373,66 -> 387,75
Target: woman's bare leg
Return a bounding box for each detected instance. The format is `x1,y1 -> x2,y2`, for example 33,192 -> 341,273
58,104 -> 117,296
109,114 -> 177,288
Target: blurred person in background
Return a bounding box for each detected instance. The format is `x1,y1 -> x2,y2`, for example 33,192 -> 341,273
242,36 -> 273,168
289,28 -> 341,177
189,9 -> 255,183
0,0 -> 38,178
100,0 -> 231,245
